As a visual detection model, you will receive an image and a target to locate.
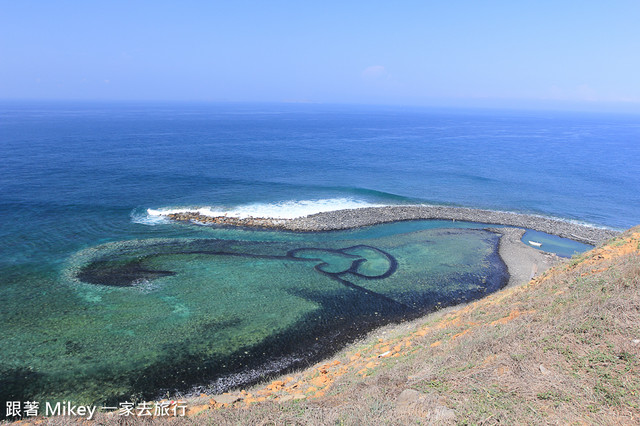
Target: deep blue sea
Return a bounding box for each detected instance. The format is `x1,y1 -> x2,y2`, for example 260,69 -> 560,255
1,102 -> 639,405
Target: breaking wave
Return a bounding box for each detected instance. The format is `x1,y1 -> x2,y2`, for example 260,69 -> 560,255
138,198 -> 384,223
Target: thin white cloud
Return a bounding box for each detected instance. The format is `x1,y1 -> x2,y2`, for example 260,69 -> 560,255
362,65 -> 389,80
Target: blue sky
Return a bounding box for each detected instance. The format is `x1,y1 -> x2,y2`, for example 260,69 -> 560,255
1,1 -> 639,111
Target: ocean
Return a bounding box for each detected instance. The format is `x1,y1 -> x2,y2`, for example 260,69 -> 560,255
1,101 -> 638,405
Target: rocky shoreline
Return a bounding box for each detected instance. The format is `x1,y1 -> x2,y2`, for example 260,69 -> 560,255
167,205 -> 619,245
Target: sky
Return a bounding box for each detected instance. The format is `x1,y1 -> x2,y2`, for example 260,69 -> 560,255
1,1 -> 640,111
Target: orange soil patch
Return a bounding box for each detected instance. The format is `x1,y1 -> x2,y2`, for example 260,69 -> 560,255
572,232 -> 640,268
490,309 -> 536,326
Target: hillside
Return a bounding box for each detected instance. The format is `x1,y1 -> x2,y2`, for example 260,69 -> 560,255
26,226 -> 640,425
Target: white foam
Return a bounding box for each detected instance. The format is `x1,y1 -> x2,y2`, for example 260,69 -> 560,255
143,198 -> 383,222
131,210 -> 172,226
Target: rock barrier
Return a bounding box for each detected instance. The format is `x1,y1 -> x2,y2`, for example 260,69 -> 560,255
166,206 -> 620,245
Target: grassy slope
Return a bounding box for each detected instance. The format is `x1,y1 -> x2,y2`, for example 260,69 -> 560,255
46,227 -> 640,425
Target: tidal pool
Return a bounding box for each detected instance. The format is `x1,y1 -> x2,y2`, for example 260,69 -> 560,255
2,225 -> 508,405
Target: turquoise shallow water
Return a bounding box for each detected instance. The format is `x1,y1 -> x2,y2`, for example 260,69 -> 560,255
3,223 -> 508,404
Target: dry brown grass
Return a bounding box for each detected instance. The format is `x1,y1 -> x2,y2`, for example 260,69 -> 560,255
16,228 -> 640,425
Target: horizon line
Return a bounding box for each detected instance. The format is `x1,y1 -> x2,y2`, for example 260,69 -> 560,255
1,97 -> 640,115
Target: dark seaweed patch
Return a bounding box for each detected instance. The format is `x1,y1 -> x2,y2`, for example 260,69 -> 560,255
76,259 -> 175,287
